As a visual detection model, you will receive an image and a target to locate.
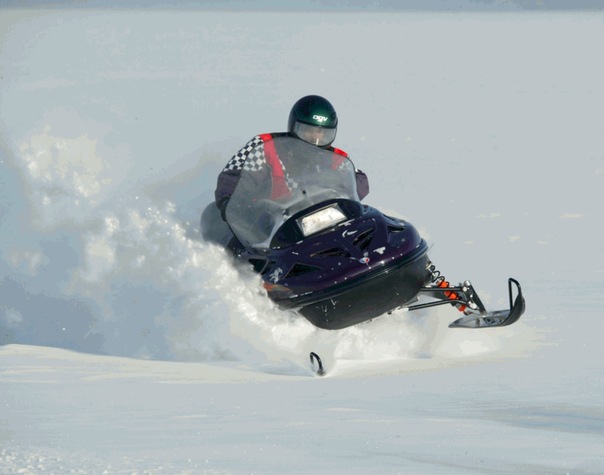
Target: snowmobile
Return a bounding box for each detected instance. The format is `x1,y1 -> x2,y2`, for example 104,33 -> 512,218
201,136 -> 525,332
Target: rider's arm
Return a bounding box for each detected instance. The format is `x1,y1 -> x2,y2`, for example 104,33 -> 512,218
215,135 -> 266,220
215,169 -> 239,219
330,147 -> 369,201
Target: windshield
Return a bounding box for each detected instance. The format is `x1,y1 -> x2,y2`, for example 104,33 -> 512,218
225,136 -> 359,248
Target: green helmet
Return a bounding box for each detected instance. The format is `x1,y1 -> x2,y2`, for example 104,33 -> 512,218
288,95 -> 338,147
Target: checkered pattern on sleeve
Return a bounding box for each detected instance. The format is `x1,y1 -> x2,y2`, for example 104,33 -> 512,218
223,136 -> 266,172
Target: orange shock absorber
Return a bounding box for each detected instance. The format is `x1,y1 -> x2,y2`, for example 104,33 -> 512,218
437,279 -> 467,313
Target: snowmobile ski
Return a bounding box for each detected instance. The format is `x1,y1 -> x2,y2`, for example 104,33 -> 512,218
409,277 -> 525,329
310,352 -> 325,376
448,278 -> 525,329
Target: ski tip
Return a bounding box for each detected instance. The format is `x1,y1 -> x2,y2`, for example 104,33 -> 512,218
309,351 -> 326,376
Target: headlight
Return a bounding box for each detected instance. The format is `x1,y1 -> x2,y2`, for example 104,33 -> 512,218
297,204 -> 347,237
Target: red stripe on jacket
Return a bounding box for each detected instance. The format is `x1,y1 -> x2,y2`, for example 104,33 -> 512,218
259,133 -> 290,200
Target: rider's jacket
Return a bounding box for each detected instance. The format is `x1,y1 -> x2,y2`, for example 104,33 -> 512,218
214,133 -> 369,213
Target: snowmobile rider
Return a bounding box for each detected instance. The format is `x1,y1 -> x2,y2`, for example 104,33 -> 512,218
214,95 -> 369,220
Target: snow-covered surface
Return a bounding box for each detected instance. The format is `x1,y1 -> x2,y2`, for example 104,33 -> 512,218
1,4 -> 603,473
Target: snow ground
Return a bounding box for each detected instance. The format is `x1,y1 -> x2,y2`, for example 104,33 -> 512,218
1,3 -> 603,474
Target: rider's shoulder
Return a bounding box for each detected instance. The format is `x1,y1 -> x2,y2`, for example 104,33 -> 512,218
245,134 -> 349,158
327,146 -> 349,158
252,132 -> 289,143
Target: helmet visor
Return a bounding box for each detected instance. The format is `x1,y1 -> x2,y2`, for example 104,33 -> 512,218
292,121 -> 337,147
